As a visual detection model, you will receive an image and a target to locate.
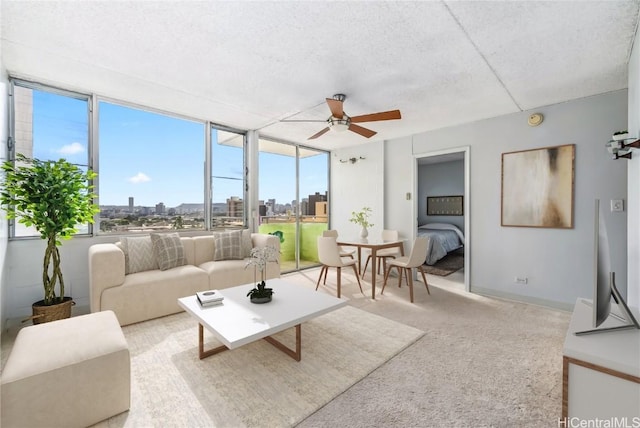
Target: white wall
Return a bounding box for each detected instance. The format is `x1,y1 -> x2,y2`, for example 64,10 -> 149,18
627,27 -> 640,310
0,35 -> 8,328
384,91 -> 628,309
4,235 -> 120,321
384,136 -> 414,244
417,160 -> 465,232
330,141 -> 385,239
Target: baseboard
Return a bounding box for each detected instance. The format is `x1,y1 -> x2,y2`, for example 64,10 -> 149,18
3,304 -> 91,332
471,286 -> 574,312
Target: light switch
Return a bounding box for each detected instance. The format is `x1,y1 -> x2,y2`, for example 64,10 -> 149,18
611,199 -> 624,212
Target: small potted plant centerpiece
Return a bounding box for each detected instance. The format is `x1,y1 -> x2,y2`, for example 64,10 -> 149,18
1,154 -> 99,323
245,245 -> 279,303
350,207 -> 374,239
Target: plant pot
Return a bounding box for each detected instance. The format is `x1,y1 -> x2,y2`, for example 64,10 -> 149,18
360,227 -> 368,239
250,296 -> 272,304
30,297 -> 75,325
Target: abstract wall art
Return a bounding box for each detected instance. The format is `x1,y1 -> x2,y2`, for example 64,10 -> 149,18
501,144 -> 575,228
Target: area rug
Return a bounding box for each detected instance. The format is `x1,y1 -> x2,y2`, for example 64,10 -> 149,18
423,249 -> 464,276
92,306 -> 424,428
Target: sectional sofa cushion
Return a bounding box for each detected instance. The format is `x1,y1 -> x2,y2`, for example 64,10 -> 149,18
121,235 -> 157,274
151,232 -> 186,270
213,230 -> 244,261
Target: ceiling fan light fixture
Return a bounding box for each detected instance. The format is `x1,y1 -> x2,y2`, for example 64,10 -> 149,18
329,117 -> 350,132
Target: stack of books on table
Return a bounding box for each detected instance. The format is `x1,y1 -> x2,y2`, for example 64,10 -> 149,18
196,290 -> 224,308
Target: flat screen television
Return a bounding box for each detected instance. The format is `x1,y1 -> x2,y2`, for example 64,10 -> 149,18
575,199 -> 640,335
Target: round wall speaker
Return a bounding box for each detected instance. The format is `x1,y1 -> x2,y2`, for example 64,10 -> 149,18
528,113 -> 544,127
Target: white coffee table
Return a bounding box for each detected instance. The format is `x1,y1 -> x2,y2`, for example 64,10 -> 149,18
177,279 -> 346,361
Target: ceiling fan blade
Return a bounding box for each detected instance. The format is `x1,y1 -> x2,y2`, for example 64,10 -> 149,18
326,98 -> 344,119
280,119 -> 328,123
308,127 -> 331,140
348,123 -> 377,138
350,109 -> 401,123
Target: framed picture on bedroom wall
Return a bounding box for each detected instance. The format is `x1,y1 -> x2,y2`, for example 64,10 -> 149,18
501,144 -> 575,228
427,196 -> 463,216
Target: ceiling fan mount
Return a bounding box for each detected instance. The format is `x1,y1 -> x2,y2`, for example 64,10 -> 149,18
280,93 -> 401,140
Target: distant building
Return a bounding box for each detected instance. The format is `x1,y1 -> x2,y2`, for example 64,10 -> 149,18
308,192 -> 327,216
265,199 -> 274,216
227,196 -> 243,218
155,202 -> 166,215
316,201 -> 328,218
128,197 -> 134,212
300,198 -> 309,216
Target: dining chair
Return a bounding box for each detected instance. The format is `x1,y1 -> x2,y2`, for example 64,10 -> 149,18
322,229 -> 355,259
316,236 -> 363,298
381,236 -> 430,303
362,229 -> 401,277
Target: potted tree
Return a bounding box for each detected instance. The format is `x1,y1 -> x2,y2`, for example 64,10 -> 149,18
1,154 -> 99,324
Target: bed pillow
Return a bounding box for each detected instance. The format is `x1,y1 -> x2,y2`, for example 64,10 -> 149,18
120,235 -> 158,274
150,232 -> 186,271
418,223 -> 457,230
213,230 -> 244,261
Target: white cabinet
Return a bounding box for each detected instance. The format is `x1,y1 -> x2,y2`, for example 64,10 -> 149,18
562,298 -> 640,420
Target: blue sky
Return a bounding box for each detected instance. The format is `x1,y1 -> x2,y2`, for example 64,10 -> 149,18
32,90 -> 327,208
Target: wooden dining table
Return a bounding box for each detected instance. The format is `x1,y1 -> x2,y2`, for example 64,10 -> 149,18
335,238 -> 405,299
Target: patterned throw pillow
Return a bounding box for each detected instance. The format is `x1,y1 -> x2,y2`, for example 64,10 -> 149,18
213,230 -> 244,261
121,235 -> 157,274
150,232 -> 186,271
241,229 -> 252,258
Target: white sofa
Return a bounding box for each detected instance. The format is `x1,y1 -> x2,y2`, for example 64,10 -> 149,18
89,233 -> 280,326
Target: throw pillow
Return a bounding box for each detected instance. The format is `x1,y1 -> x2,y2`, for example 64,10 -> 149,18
150,232 -> 186,271
241,229 -> 252,258
120,235 -> 157,274
213,230 -> 244,261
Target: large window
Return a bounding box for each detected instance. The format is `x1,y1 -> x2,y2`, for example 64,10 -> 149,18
211,128 -> 245,229
8,80 -> 327,249
98,101 -> 205,233
10,81 -> 91,237
258,139 -> 329,272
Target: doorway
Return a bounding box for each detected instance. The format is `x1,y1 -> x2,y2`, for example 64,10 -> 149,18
413,147 -> 470,292
257,139 -> 329,272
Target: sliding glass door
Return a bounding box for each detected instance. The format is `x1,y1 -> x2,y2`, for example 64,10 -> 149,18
258,139 -> 329,272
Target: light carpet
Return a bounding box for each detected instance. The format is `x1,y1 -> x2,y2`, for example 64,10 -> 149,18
92,306 -> 424,428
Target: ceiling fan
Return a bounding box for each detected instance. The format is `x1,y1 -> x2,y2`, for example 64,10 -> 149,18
281,94 -> 401,140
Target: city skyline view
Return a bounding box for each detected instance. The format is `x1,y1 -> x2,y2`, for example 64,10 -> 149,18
27,88 -> 328,210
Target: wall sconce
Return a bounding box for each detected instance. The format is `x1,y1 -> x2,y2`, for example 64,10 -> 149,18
606,136 -> 640,160
339,156 -> 365,164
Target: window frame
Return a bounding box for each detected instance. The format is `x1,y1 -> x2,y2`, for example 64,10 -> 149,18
7,78 -> 94,240
94,96 -> 213,234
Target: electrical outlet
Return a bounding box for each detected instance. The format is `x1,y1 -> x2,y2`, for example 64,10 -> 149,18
514,277 -> 528,285
611,199 -> 624,212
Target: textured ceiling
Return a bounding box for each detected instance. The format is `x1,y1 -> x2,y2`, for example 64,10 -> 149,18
1,1 -> 639,151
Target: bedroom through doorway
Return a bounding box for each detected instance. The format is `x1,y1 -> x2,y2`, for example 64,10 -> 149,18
414,147 -> 470,292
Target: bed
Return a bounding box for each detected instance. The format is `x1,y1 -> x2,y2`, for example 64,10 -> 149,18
417,223 -> 464,265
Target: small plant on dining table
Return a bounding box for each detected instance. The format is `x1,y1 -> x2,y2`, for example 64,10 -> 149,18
349,207 -> 374,228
